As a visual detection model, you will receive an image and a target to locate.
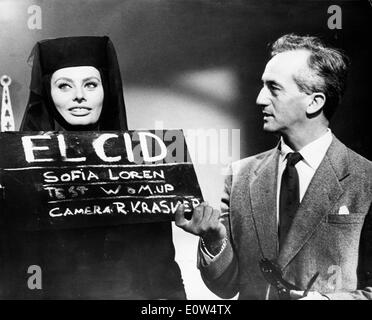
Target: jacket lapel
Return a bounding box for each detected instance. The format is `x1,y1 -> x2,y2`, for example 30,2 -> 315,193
249,147 -> 280,260
276,136 -> 350,269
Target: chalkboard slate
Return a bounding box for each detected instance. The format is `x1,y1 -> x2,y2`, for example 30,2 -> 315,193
0,130 -> 203,231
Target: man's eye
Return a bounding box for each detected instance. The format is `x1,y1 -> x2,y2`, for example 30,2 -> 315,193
268,84 -> 280,92
85,82 -> 98,89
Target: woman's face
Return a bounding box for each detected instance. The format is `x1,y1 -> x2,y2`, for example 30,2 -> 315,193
51,66 -> 104,126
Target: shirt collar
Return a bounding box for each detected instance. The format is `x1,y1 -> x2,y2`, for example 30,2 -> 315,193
279,129 -> 333,169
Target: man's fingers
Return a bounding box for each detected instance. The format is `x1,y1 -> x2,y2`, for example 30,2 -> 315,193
198,205 -> 213,231
202,205 -> 214,221
175,204 -> 189,229
192,202 -> 207,226
208,208 -> 221,223
175,202 -> 225,239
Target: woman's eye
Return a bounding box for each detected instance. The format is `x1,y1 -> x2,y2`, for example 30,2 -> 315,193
57,83 -> 71,90
85,82 -> 98,89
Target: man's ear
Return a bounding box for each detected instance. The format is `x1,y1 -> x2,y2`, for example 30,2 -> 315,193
307,92 -> 326,115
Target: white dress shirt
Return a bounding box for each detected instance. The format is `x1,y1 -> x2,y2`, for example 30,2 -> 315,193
276,129 -> 333,223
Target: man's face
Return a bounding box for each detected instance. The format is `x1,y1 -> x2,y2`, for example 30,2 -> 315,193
256,50 -> 313,135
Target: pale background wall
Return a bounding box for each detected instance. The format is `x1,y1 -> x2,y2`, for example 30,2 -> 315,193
0,0 -> 370,299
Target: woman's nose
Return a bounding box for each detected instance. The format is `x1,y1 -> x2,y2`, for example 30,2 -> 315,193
73,87 -> 86,103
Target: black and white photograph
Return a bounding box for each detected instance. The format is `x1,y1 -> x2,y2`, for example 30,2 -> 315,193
0,0 -> 371,309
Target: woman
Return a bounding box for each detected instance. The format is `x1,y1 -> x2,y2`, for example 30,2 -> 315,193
4,36 -> 186,299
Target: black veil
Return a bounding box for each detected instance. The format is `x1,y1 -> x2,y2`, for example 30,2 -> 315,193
20,36 -> 128,131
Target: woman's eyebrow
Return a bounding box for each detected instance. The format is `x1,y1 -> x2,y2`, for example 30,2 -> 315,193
54,77 -> 72,83
82,76 -> 101,82
53,76 -> 101,84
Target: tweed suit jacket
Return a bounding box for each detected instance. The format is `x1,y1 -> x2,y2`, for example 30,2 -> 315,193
198,135 -> 372,300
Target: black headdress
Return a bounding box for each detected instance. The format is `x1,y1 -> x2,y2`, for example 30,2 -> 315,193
20,36 -> 128,131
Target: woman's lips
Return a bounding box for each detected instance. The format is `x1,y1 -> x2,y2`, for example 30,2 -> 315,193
68,106 -> 92,116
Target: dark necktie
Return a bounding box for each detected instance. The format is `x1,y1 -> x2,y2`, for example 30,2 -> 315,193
279,152 -> 303,249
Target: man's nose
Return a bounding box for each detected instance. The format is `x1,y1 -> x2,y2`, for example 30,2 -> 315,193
73,87 -> 86,103
256,87 -> 270,107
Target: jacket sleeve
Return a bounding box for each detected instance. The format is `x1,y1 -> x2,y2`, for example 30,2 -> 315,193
197,165 -> 240,299
325,203 -> 372,300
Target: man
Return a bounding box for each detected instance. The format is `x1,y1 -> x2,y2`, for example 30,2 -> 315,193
176,34 -> 372,300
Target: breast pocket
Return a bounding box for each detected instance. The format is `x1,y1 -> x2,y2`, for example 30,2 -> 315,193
326,213 -> 366,225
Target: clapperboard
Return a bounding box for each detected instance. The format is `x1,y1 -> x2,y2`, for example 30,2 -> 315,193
0,130 -> 203,230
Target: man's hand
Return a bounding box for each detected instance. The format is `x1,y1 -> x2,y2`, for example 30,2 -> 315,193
290,290 -> 329,300
175,202 -> 227,255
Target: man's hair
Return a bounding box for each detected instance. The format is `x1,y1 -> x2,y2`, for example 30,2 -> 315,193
270,34 -> 350,119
